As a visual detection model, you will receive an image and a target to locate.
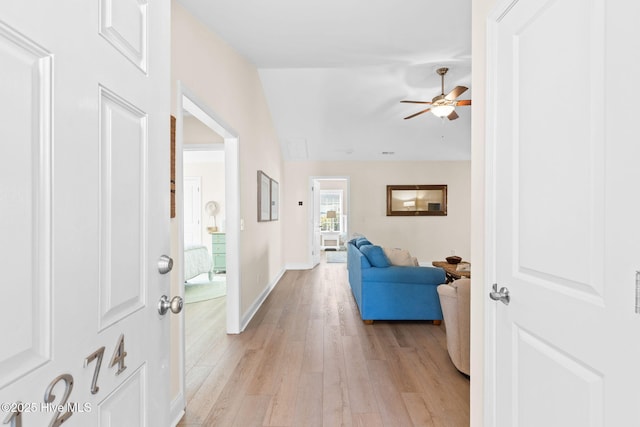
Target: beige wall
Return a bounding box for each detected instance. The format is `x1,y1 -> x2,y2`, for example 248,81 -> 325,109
183,115 -> 224,144
284,161 -> 471,266
170,1 -> 284,403
171,1 -> 284,314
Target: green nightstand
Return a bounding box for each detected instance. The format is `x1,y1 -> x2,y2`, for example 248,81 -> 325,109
211,232 -> 226,274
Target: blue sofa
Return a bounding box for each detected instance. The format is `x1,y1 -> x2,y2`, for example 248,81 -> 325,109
347,238 -> 446,323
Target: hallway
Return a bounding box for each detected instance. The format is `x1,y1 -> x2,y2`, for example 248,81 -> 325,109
178,259 -> 469,426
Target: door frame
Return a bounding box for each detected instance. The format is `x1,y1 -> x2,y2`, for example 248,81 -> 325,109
171,82 -> 241,424
308,176 -> 350,266
177,83 -> 240,335
482,5 -> 502,425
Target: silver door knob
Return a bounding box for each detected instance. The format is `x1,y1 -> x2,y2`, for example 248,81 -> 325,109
489,283 -> 510,305
157,255 -> 173,274
158,295 -> 183,315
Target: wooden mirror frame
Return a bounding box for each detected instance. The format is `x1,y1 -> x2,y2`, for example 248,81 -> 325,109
386,185 -> 447,216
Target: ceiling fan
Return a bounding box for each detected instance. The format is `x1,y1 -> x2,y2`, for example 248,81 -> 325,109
401,67 -> 471,120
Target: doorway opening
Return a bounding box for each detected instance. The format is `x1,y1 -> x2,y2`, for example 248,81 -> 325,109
310,177 -> 350,266
182,144 -> 226,301
170,83 -> 241,423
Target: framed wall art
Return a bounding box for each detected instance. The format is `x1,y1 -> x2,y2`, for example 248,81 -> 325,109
258,170 -> 271,221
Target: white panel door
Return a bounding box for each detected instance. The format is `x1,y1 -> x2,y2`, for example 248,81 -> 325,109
183,177 -> 202,246
488,0 -> 640,425
311,180 -> 321,266
0,1 -> 171,426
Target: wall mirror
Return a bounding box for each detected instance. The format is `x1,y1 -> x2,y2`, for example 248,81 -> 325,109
386,185 -> 447,216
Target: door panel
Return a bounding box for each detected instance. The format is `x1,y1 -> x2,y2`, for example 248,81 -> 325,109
488,0 -> 638,425
0,20 -> 52,388
99,86 -> 147,329
98,366 -> 146,426
512,0 -> 605,299
99,0 -> 148,72
0,1 -> 170,425
514,328 -> 603,426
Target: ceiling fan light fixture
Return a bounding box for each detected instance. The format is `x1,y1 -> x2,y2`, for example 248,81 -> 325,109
431,104 -> 455,118
401,67 -> 470,121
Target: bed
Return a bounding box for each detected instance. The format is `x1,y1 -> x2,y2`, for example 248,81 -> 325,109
184,245 -> 212,281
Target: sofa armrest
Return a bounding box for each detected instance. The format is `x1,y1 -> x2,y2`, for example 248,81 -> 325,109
437,278 -> 470,375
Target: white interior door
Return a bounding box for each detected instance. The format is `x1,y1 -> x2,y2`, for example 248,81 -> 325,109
311,179 -> 321,266
488,0 -> 640,425
0,1 -> 171,426
183,177 -> 202,246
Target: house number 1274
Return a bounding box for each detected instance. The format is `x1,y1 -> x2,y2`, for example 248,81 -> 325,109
1,334 -> 128,427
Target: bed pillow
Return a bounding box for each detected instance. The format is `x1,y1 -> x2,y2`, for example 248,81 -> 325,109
382,247 -> 418,266
360,245 -> 390,267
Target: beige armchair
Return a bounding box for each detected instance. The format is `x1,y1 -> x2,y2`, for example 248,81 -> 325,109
437,278 -> 470,376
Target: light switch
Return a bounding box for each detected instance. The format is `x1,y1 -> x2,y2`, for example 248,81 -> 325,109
240,218 -> 244,231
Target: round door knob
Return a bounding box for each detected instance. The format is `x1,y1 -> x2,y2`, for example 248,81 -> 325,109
157,255 -> 173,274
158,295 -> 183,315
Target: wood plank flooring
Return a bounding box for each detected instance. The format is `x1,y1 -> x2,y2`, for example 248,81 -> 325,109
177,257 -> 470,427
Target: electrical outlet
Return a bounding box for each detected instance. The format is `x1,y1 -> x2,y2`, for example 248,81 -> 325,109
450,250 -> 456,256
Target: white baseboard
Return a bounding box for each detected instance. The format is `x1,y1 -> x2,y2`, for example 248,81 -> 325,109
169,392 -> 185,427
240,267 -> 286,330
285,262 -> 314,270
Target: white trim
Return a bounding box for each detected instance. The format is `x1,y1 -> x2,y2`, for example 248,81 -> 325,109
285,262 -> 315,270
240,267 -> 286,331
183,142 -> 224,152
172,92 -> 187,425
169,393 -> 185,427
483,2 -> 509,425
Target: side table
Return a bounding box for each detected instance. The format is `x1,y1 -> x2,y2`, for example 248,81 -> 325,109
432,261 -> 471,283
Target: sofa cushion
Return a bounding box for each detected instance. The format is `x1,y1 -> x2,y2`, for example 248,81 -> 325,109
355,237 -> 372,248
383,247 -> 418,266
359,245 -> 390,267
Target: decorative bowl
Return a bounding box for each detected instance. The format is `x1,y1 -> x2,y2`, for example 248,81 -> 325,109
446,256 -> 462,264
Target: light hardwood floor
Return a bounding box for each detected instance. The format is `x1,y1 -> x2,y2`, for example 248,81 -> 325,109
177,258 -> 470,427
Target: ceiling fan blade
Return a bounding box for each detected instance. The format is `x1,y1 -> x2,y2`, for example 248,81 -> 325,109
401,100 -> 432,104
445,86 -> 468,101
447,110 -> 459,120
404,108 -> 431,120
455,99 -> 472,106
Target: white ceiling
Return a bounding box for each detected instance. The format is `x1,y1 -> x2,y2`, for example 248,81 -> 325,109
177,0 -> 472,161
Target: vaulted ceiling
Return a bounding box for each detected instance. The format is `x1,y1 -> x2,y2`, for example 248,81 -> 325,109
177,0 -> 472,161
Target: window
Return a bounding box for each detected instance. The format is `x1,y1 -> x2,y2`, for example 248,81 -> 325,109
320,190 -> 342,232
